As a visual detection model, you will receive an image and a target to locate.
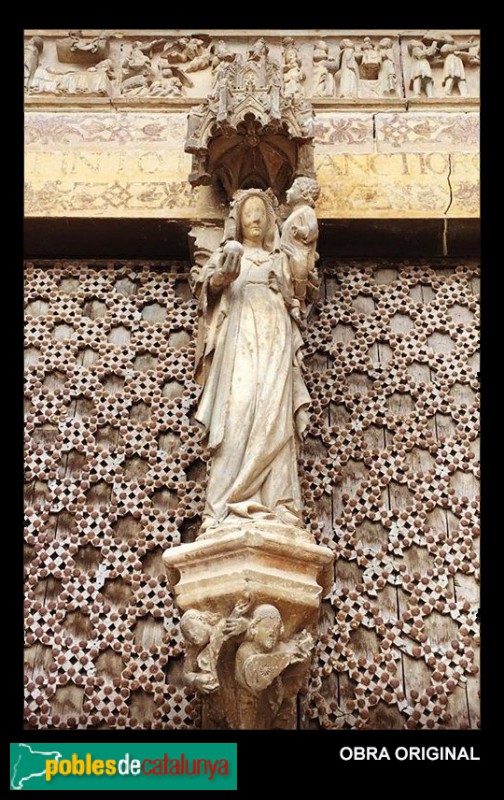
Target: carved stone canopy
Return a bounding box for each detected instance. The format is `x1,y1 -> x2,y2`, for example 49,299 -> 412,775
205,119 -> 307,199
185,38 -> 316,199
186,106 -> 315,200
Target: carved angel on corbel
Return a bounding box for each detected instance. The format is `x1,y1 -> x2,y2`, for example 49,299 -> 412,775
180,596 -> 252,694
234,604 -> 314,728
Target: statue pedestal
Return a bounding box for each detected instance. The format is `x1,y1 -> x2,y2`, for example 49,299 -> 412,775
163,521 -> 334,729
163,520 -> 333,629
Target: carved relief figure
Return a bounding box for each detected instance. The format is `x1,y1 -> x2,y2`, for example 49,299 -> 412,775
68,30 -> 110,55
147,66 -> 187,97
210,60 -> 235,122
55,30 -> 111,65
359,36 -> 381,80
282,37 -> 305,97
211,39 -> 235,68
249,37 -> 268,63
338,39 -> 361,98
28,58 -> 114,97
242,38 -> 269,88
282,37 -> 299,67
266,57 -> 282,120
467,38 -> 480,64
210,40 -> 236,91
120,41 -> 155,95
192,187 -> 319,534
68,60 -> 114,95
377,38 -> 397,95
24,37 -> 44,91
29,66 -> 59,94
186,103 -> 207,149
162,36 -> 210,72
234,604 -> 314,728
408,38 -> 438,97
311,39 -> 334,97
181,598 -> 251,694
439,34 -> 476,96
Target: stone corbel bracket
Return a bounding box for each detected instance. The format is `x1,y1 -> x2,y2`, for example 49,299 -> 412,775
163,522 -> 333,618
163,521 -> 334,729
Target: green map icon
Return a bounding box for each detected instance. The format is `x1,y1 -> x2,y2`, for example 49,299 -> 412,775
11,743 -> 63,790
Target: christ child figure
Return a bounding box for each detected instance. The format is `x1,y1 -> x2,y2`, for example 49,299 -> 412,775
280,176 -> 321,310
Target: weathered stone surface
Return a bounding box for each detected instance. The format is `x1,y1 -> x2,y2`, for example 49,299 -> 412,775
184,36 -> 315,196
315,152 -> 455,217
163,523 -> 333,728
24,115 -> 479,219
23,29 -> 480,735
449,152 -> 480,216
189,185 -> 320,532
161,182 -> 334,728
401,32 -> 480,101
24,136 -> 216,219
24,111 -> 200,217
25,111 -> 188,145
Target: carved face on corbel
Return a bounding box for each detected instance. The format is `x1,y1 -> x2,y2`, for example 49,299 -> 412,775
248,605 -> 284,651
180,609 -> 213,647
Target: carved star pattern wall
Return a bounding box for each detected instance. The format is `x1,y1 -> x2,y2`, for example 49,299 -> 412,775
24,258 -> 480,730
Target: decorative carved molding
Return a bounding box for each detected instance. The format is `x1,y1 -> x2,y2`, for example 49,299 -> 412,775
24,31 -> 480,108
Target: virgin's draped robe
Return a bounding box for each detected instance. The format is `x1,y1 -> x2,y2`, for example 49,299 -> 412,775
192,244 -> 312,531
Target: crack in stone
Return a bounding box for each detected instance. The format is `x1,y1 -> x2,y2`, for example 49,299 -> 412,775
444,152 -> 453,216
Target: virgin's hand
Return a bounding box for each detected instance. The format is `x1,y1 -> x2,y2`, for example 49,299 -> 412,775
210,250 -> 241,288
221,250 -> 242,276
210,266 -> 239,289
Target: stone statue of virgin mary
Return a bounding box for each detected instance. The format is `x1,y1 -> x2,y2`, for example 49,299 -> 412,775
191,181 -> 320,536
